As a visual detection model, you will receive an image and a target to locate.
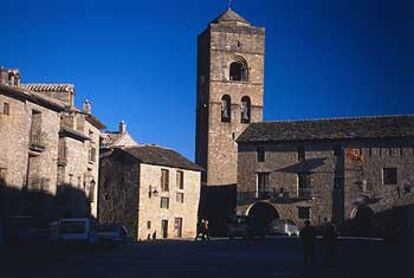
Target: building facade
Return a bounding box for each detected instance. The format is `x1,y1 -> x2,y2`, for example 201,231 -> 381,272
99,145 -> 202,240
195,9 -> 265,186
236,116 -> 414,232
0,68 -> 104,222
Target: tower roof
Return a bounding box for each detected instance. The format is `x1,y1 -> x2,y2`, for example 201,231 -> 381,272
211,8 -> 251,26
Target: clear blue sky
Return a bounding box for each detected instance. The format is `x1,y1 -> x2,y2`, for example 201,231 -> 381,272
1,0 -> 413,160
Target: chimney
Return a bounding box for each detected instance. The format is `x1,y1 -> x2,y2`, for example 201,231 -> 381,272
82,99 -> 92,114
0,68 -> 20,86
119,120 -> 127,134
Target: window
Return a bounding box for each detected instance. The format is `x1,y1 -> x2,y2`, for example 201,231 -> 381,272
240,96 -> 251,123
161,169 -> 169,191
89,146 -> 97,162
221,95 -> 231,122
298,207 -> 310,219
160,197 -> 169,209
3,103 -> 10,115
334,177 -> 343,190
147,221 -> 151,230
257,147 -> 265,162
229,58 -> 248,81
297,146 -> 305,161
383,168 -> 397,185
257,172 -> 270,198
30,110 -> 42,147
89,182 -> 95,202
174,218 -> 183,238
176,192 -> 184,203
176,170 -> 184,189
0,168 -> 7,185
298,174 -> 312,198
333,145 -> 343,156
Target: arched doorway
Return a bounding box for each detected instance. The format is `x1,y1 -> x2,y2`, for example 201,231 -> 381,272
352,205 -> 375,236
247,202 -> 279,227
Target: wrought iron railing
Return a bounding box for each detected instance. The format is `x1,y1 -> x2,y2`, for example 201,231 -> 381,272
237,188 -> 314,205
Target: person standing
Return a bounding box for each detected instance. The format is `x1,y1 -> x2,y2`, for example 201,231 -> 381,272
300,220 -> 317,265
323,219 -> 337,266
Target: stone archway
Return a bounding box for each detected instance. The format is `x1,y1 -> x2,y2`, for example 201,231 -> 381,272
247,202 -> 279,227
352,205 -> 375,236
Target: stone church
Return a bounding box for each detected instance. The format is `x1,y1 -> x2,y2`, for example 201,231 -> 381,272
195,9 -> 414,235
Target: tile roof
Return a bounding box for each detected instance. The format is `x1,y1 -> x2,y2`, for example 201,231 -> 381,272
122,145 -> 203,172
237,115 -> 414,143
101,133 -> 123,148
21,84 -> 75,93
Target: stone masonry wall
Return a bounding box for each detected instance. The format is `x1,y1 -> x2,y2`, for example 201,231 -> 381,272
0,92 -> 60,193
198,23 -> 265,186
137,164 -> 201,240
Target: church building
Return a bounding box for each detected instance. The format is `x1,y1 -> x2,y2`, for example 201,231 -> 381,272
195,8 -> 414,235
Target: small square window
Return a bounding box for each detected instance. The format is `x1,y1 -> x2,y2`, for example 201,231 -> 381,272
383,168 -> 397,185
160,197 -> 169,209
297,147 -> 305,161
298,207 -> 310,219
176,192 -> 184,203
257,147 -> 265,162
3,103 -> 10,115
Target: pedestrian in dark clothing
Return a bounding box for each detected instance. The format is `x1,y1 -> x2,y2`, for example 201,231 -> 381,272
323,220 -> 337,266
195,220 -> 209,241
300,220 -> 317,265
203,220 -> 210,241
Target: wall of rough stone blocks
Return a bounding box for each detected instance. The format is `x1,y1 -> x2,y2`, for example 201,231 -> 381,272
196,22 -> 265,187
0,92 -> 60,194
237,139 -> 414,228
137,164 -> 201,240
98,151 -> 139,239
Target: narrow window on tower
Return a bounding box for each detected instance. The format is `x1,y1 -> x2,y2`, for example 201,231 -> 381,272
221,95 -> 231,122
240,96 -> 251,123
229,57 -> 248,81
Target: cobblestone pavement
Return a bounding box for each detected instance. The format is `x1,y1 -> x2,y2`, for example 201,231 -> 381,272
0,237 -> 412,278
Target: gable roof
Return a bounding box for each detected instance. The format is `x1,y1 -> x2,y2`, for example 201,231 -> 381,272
122,145 -> 203,172
101,132 -> 138,149
211,9 -> 250,25
237,115 -> 414,143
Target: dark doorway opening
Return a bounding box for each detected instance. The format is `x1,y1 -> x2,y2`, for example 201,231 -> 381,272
248,202 -> 279,227
161,220 -> 168,239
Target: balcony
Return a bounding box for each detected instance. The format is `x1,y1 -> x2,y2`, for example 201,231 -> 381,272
237,188 -> 315,206
29,133 -> 46,152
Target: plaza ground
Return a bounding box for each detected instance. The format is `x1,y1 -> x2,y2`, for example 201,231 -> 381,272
0,237 -> 412,278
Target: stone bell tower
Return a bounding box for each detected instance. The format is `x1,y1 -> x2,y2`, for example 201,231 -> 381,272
195,8 -> 265,186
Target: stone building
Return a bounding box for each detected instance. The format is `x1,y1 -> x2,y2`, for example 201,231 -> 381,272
194,9 -> 414,235
194,8 -> 265,233
195,8 -> 265,185
236,115 -> 414,232
99,145 -> 202,240
0,68 -> 104,222
101,120 -> 138,149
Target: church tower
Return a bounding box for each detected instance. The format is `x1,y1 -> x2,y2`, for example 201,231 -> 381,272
195,8 -> 265,186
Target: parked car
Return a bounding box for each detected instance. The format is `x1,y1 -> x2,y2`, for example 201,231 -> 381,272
269,219 -> 300,236
50,218 -> 98,243
227,215 -> 267,239
97,224 -> 128,244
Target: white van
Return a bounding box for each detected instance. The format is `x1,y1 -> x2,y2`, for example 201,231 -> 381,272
50,218 -> 98,243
